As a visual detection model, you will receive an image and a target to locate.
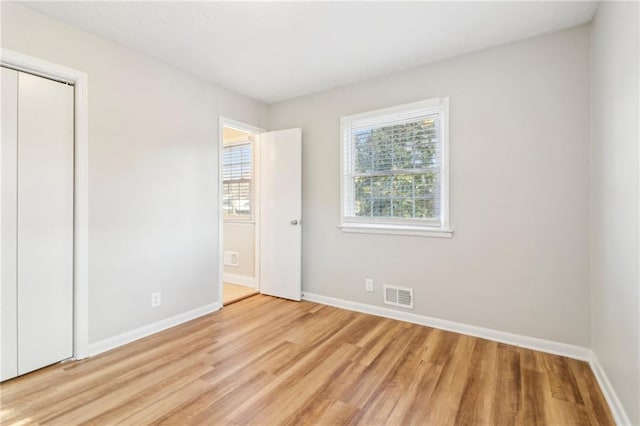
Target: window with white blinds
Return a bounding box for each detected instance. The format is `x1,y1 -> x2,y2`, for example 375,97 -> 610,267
222,142 -> 253,218
340,98 -> 451,237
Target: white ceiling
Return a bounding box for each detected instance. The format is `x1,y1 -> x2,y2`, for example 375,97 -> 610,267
23,1 -> 597,103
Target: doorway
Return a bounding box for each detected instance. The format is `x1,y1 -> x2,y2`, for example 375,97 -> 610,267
218,118 -> 303,306
219,119 -> 262,305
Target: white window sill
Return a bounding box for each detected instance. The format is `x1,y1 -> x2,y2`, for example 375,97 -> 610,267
223,219 -> 255,224
338,223 -> 453,238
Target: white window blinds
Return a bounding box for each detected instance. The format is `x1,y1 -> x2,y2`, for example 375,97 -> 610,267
222,142 -> 253,218
341,98 -> 449,230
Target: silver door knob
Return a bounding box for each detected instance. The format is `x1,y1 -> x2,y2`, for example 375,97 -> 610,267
290,220 -> 298,225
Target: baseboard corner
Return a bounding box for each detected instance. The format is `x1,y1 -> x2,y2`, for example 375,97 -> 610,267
223,273 -> 256,288
588,351 -> 632,426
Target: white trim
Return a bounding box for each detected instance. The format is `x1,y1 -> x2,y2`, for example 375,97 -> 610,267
588,352 -> 632,426
223,273 -> 256,289
338,223 -> 453,238
88,302 -> 221,357
218,117 -> 265,308
224,137 -> 252,147
1,48 -> 90,360
253,131 -> 262,296
224,219 -> 255,225
441,97 -> 450,230
340,97 -> 444,123
302,292 -> 591,361
221,117 -> 264,136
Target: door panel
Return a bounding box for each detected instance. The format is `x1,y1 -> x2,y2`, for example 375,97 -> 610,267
1,67 -> 19,381
17,72 -> 74,375
259,128 -> 302,301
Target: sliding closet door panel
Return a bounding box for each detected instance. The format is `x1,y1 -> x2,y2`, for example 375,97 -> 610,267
1,67 -> 19,381
17,72 -> 74,375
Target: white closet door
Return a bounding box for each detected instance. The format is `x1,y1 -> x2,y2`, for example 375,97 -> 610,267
1,67 -> 19,381
17,72 -> 74,375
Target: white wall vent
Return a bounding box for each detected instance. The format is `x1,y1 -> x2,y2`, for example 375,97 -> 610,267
383,284 -> 413,309
224,251 -> 239,266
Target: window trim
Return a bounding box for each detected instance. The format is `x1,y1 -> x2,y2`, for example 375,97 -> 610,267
339,97 -> 451,238
222,138 -> 254,222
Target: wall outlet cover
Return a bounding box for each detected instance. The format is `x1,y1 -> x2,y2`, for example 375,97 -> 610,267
151,292 -> 161,307
365,278 -> 374,292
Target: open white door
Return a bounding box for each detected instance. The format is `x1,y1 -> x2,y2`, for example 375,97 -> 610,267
259,128 -> 302,301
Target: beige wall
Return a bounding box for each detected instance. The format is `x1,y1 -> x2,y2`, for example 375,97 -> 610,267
590,2 -> 640,424
223,222 -> 255,278
268,25 -> 591,346
1,3 -> 267,343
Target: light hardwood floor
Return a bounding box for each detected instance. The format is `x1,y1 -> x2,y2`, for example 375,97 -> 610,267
223,283 -> 258,305
0,295 -> 613,425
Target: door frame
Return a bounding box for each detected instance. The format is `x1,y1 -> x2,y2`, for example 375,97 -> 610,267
218,117 -> 265,305
1,48 -> 89,359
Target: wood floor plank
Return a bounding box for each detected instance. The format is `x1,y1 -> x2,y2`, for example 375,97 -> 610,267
281,397 -> 359,426
336,323 -> 420,409
422,328 -> 460,365
354,326 -> 434,425
421,334 -> 477,425
454,338 -> 499,425
223,283 -> 258,306
117,378 -> 212,425
157,369 -> 275,424
44,351 -> 215,424
492,343 -> 522,425
226,342 -> 360,424
2,334 -> 217,423
521,368 -> 548,425
0,295 -> 614,425
398,361 -> 445,426
543,353 -> 585,405
569,359 -> 616,425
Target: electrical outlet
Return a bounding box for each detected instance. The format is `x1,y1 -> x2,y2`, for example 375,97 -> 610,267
151,292 -> 161,307
365,278 -> 374,292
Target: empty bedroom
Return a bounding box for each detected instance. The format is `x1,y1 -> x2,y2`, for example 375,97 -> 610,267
0,1 -> 638,425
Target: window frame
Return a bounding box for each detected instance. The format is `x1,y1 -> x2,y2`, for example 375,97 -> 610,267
222,138 -> 255,222
339,97 -> 452,238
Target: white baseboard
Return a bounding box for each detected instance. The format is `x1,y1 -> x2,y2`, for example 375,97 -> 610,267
88,302 -> 221,357
588,352 -> 632,426
302,292 -> 591,361
223,273 -> 256,288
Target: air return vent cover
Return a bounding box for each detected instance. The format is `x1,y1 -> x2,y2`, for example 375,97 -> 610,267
383,284 -> 414,309
224,251 -> 239,266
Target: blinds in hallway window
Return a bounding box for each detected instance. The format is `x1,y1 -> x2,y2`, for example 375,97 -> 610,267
223,142 -> 253,218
